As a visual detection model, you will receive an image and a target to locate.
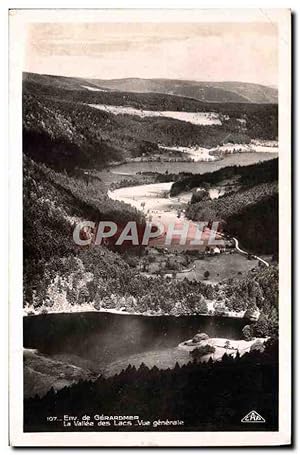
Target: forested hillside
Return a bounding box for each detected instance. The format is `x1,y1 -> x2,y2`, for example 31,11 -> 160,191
170,158 -> 278,196
23,156 -> 141,305
23,73 -> 278,171
170,159 -> 278,255
186,185 -> 278,253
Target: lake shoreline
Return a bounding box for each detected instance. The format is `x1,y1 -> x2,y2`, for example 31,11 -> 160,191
106,150 -> 278,177
177,336 -> 267,362
23,306 -> 249,320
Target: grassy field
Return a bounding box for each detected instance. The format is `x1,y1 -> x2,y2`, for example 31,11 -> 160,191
177,252 -> 258,283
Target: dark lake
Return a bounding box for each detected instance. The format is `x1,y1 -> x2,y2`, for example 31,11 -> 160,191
24,312 -> 245,364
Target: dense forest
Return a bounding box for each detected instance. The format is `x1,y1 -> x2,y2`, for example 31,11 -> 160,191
170,158 -> 278,196
170,159 -> 278,255
24,339 -> 278,432
186,186 -> 278,255
224,194 -> 278,254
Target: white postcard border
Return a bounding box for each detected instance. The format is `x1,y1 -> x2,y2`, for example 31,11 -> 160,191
9,8 -> 291,447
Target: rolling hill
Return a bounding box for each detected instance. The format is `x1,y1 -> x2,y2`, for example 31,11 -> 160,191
23,73 -> 277,104
86,78 -> 278,104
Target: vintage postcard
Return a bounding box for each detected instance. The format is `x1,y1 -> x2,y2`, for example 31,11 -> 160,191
9,8 -> 292,446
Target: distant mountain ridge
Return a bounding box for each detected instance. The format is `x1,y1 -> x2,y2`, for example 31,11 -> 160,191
23,72 -> 277,104
88,78 -> 278,104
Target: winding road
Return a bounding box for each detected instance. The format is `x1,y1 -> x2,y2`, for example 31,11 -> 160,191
233,237 -> 270,267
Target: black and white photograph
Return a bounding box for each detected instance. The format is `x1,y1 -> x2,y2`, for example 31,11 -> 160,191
8,8 -> 292,447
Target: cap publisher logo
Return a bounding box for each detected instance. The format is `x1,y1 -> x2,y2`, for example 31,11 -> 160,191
241,411 -> 266,423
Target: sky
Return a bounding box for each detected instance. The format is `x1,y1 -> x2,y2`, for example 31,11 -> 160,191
25,22 -> 278,86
